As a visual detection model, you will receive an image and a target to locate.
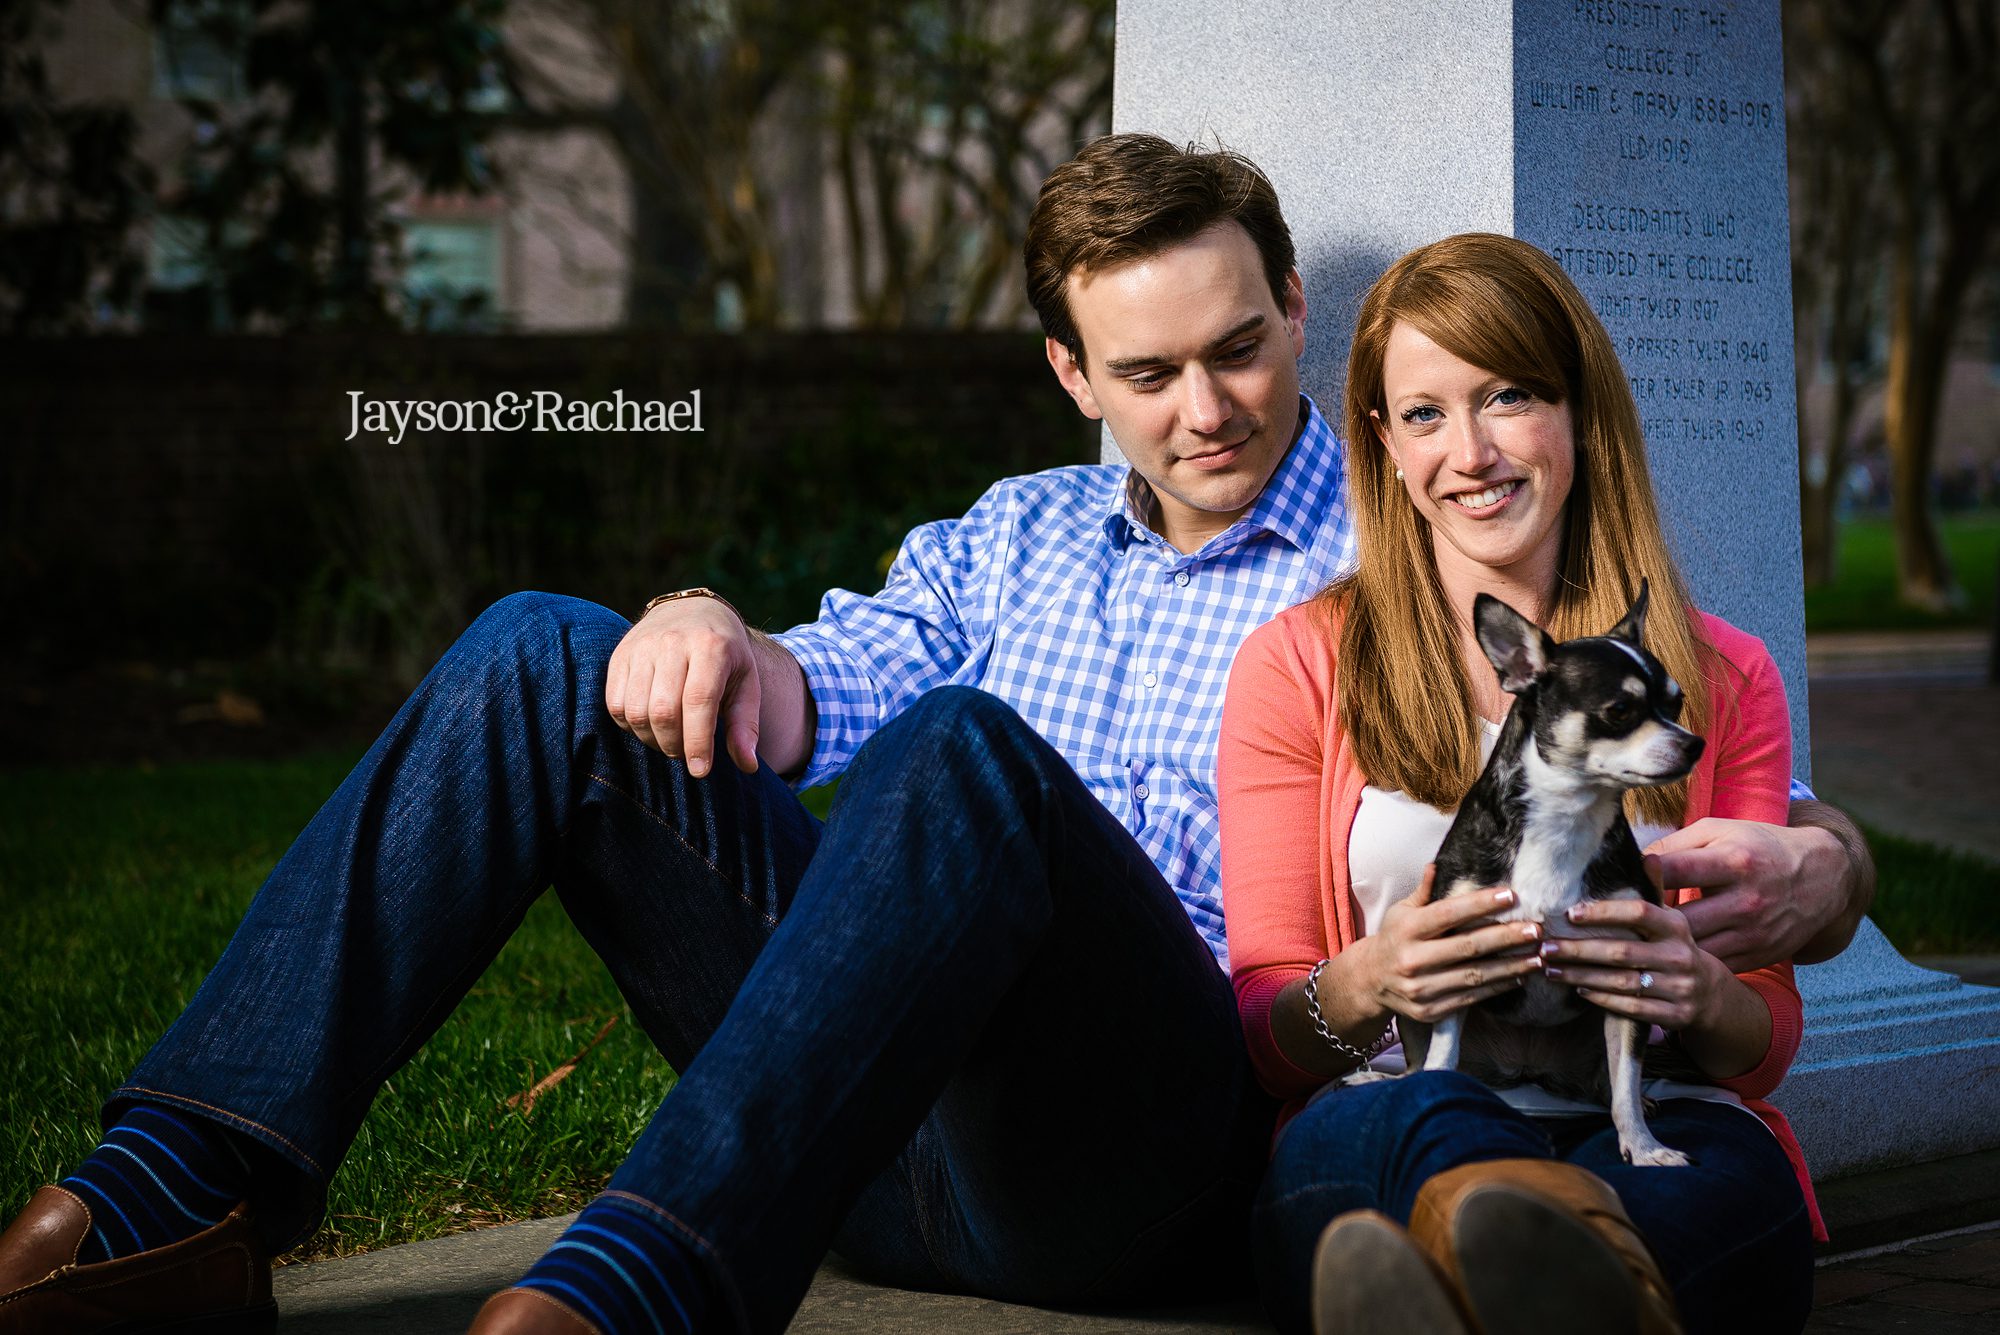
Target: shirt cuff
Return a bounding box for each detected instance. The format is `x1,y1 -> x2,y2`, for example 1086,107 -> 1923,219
770,624 -> 882,790
1235,965 -> 1329,1101
1708,971 -> 1804,1101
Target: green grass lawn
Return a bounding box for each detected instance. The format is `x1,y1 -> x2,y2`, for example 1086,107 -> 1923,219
0,751 -> 679,1263
3,754 -> 1995,1263
1804,511 -> 2000,632
1859,823 -> 2000,955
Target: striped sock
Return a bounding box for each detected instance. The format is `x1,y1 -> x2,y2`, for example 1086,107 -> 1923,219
60,1104 -> 252,1264
515,1197 -> 710,1335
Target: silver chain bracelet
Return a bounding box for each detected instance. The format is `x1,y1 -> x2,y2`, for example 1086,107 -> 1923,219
1304,959 -> 1398,1064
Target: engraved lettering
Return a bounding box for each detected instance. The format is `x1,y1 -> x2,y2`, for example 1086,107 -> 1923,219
1530,81 -> 1605,111
1606,44 -> 1677,74
1683,252 -> 1756,283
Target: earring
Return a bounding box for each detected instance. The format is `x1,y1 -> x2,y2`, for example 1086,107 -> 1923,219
1395,468 -> 1404,480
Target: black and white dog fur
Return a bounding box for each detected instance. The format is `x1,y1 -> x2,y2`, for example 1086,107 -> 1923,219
1396,581 -> 1704,1167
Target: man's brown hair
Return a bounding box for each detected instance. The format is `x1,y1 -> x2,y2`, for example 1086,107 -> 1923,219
1024,133 -> 1296,366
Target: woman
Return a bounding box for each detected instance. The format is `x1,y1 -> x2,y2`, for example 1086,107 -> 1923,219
1219,233 -> 1818,1335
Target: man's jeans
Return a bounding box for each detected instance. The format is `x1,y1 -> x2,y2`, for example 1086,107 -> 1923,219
1253,1070 -> 1815,1335
106,593 -> 1275,1333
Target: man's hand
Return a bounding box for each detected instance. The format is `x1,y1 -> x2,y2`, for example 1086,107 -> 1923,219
605,596 -> 760,777
1645,800 -> 1876,972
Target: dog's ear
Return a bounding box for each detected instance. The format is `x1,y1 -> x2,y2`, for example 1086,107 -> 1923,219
1475,593 -> 1554,693
1608,578 -> 1651,645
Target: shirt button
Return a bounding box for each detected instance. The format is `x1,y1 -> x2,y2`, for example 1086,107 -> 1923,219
1173,570 -> 1190,587
1134,782 -> 1150,801
1142,670 -> 1158,689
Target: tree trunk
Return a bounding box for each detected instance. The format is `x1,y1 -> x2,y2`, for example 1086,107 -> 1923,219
1798,466 -> 1836,589
331,45 -> 372,319
1989,545 -> 2000,684
1812,356 -> 1862,582
1793,285 -> 1833,588
1806,234 -> 1871,588
613,92 -> 706,328
1984,543 -> 2000,683
1881,172 -> 1990,611
1881,236 -> 1959,611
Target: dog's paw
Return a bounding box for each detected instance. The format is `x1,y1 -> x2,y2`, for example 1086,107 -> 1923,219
1622,1141 -> 1692,1168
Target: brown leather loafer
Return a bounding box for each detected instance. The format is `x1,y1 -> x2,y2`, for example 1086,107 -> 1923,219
1311,1208 -> 1472,1335
467,1287 -> 603,1334
0,1185 -> 275,1334
1408,1159 -> 1682,1335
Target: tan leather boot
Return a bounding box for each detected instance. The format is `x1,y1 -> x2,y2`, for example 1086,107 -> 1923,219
1310,1209 -> 1473,1335
1407,1159 -> 1682,1335
0,1185 -> 275,1334
467,1287 -> 604,1334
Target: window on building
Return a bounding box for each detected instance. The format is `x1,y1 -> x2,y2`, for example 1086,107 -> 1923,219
148,214 -> 209,290
153,1 -> 247,102
402,218 -> 503,330
141,213 -> 228,329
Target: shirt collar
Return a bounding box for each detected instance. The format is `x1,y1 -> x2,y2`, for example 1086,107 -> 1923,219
1235,394 -> 1340,552
1102,461 -> 1151,547
1101,394 -> 1342,555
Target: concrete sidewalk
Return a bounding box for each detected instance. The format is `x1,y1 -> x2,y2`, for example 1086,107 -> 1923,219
270,1214 -> 1272,1333
266,631 -> 2000,1332
267,1039 -> 2000,1328
1806,630 -> 2000,863
269,1195 -> 2000,1334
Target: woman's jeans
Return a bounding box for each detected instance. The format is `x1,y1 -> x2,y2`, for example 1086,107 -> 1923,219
1254,1070 -> 1815,1335
105,593 -> 1275,1334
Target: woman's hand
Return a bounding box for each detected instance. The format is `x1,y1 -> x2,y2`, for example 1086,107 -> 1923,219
1541,897 -> 1734,1032
1362,864 -> 1547,1023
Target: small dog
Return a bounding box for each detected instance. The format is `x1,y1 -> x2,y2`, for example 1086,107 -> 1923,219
1397,581 -> 1704,1166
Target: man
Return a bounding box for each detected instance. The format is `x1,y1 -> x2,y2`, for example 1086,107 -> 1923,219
0,134 -> 1869,1335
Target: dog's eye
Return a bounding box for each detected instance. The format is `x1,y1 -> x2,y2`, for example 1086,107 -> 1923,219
1603,700 -> 1639,726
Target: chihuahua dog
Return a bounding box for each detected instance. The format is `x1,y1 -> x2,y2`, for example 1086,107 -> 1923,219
1397,581 -> 1703,1167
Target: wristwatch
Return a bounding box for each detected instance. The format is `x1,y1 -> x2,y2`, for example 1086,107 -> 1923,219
642,587 -> 743,624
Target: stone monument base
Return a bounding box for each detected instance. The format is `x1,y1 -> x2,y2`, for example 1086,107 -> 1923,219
1785,922 -> 2000,1177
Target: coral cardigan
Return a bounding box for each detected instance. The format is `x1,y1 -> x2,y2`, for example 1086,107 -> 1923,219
1219,599 -> 1825,1240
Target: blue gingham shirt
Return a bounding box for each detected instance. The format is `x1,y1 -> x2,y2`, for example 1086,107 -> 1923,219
775,397 -> 1354,966
773,395 -> 1814,967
